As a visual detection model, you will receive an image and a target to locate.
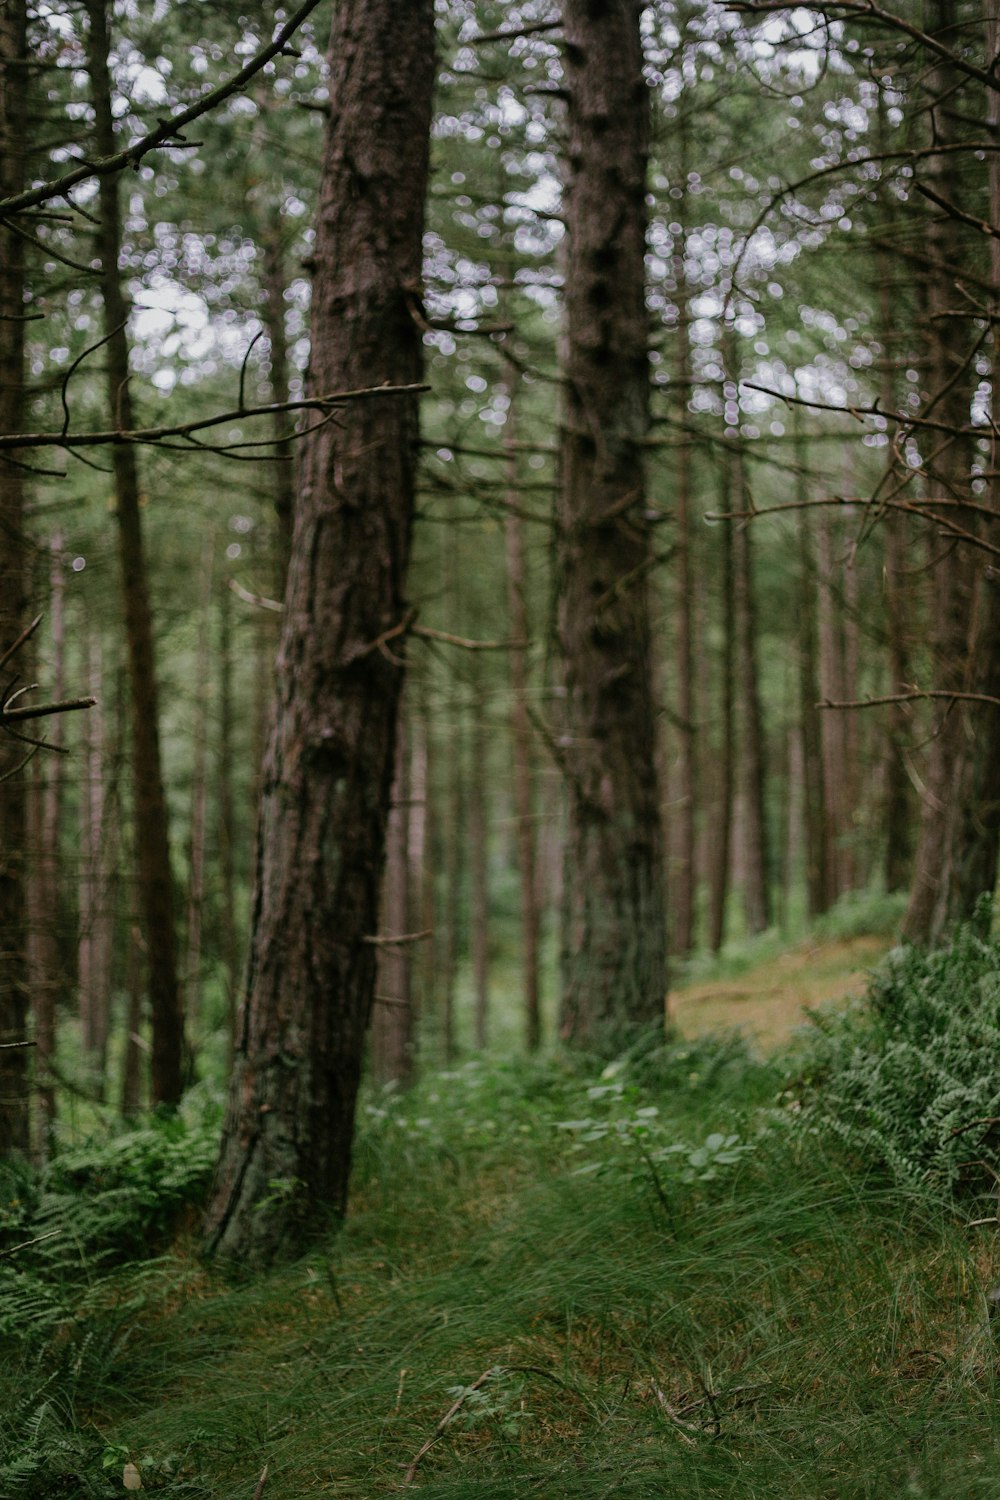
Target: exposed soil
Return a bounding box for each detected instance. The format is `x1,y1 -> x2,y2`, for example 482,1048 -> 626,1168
669,934 -> 893,1050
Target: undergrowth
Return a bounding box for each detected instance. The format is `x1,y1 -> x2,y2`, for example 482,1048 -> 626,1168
787,918 -> 1000,1206
3,942 -> 1000,1498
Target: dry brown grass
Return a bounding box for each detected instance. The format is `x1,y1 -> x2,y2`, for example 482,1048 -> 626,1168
670,934 -> 893,1049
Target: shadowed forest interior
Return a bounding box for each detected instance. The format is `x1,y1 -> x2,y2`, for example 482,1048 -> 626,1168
4,2 -> 1000,1496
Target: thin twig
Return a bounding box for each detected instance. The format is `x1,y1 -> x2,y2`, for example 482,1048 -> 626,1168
252,1465 -> 269,1500
363,930 -> 433,947
0,1229 -> 61,1260
413,625 -> 528,651
818,690 -> 1000,712
403,1367 -> 499,1485
0,614 -> 42,673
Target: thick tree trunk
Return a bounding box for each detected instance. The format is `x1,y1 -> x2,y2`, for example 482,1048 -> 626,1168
902,10 -> 1000,936
86,0 -> 184,1104
0,0 -> 30,1156
902,2 -> 984,943
556,0 -> 667,1046
204,0 -> 435,1265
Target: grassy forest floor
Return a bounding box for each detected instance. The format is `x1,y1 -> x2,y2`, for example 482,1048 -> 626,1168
4,911 -> 1000,1499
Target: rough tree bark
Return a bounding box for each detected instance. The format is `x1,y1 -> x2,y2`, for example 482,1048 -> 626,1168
204,0 -> 435,1264
902,0 -> 989,943
86,0 -> 184,1104
0,0 -> 30,1156
556,0 -> 667,1045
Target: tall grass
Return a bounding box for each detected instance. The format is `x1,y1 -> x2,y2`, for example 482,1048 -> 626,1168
3,1031 -> 998,1498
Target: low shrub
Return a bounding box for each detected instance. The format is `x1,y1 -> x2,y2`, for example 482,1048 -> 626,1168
785,918 -> 1000,1203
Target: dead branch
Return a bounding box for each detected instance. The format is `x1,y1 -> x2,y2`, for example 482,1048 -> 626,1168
0,382 -> 430,453
404,1367 -> 499,1486
413,624 -> 528,651
0,1229 -> 62,1261
252,1466 -> 269,1500
470,17 -> 561,44
229,579 -> 283,613
1,695 -> 97,726
818,690 -> 1000,711
363,930 -> 433,947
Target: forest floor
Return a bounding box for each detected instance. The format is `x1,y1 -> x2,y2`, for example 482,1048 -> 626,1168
8,915 -> 999,1500
671,933 -> 893,1048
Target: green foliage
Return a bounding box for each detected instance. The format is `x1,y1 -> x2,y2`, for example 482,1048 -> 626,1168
785,921 -> 1000,1200
812,888 -> 910,943
0,1107 -> 220,1498
3,1039 -> 1000,1499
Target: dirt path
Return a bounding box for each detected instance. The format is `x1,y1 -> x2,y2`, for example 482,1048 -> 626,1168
669,934 -> 892,1050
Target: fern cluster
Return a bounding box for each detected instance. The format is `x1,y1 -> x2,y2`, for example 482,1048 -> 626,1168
0,1107 -> 219,1496
788,921 -> 1000,1200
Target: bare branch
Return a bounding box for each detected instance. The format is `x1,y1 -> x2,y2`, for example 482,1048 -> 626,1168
0,382 -> 430,452
1,695 -> 97,725
0,0 -> 327,217
726,1 -> 1000,94
819,690 -> 1000,711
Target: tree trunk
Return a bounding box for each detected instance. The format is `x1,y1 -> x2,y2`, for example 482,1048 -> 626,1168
27,535 -> 65,1156
902,10 -> 1000,936
371,715 -> 414,1087
503,385 -> 542,1052
78,627 -> 116,1086
902,1 -> 983,943
726,385 -> 771,935
184,543 -> 214,1037
121,923 -> 144,1120
817,510 -> 850,902
707,479 -> 735,953
86,0 -> 184,1104
797,501 -> 830,920
0,0 -> 30,1156
670,118 -> 697,958
469,657 -> 490,1051
204,0 -> 435,1265
556,0 -> 667,1046
261,202 -> 295,580
217,574 -> 240,1045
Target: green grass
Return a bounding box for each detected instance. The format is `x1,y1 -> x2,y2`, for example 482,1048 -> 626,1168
4,1035 -> 1000,1499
